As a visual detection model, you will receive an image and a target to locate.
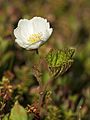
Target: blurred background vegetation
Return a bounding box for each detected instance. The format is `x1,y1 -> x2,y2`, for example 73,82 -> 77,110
0,0 -> 90,119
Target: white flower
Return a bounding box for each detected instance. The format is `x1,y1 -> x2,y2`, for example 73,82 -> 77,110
14,17 -> 53,50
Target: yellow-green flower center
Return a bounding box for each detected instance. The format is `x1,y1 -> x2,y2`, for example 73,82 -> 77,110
28,33 -> 43,44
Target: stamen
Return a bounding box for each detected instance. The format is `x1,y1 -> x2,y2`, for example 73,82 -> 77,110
28,33 -> 43,44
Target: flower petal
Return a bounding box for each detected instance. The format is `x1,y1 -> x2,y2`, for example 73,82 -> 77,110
17,19 -> 33,39
14,17 -> 53,50
42,28 -> 53,42
26,40 -> 44,50
15,38 -> 29,48
30,17 -> 49,33
48,28 -> 53,36
14,27 -> 30,45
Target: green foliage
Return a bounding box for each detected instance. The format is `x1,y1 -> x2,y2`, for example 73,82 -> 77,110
0,37 -> 14,76
9,101 -> 28,120
2,114 -> 9,120
0,37 -> 11,54
46,48 -> 75,77
45,105 -> 62,120
45,105 -> 77,120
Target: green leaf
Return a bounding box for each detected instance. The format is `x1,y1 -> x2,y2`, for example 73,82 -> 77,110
9,101 -> 28,120
45,48 -> 75,77
46,48 -> 75,67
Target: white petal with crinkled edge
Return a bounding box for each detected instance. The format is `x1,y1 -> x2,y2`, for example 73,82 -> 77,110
31,17 -> 49,33
14,19 -> 33,41
14,17 -> 53,50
